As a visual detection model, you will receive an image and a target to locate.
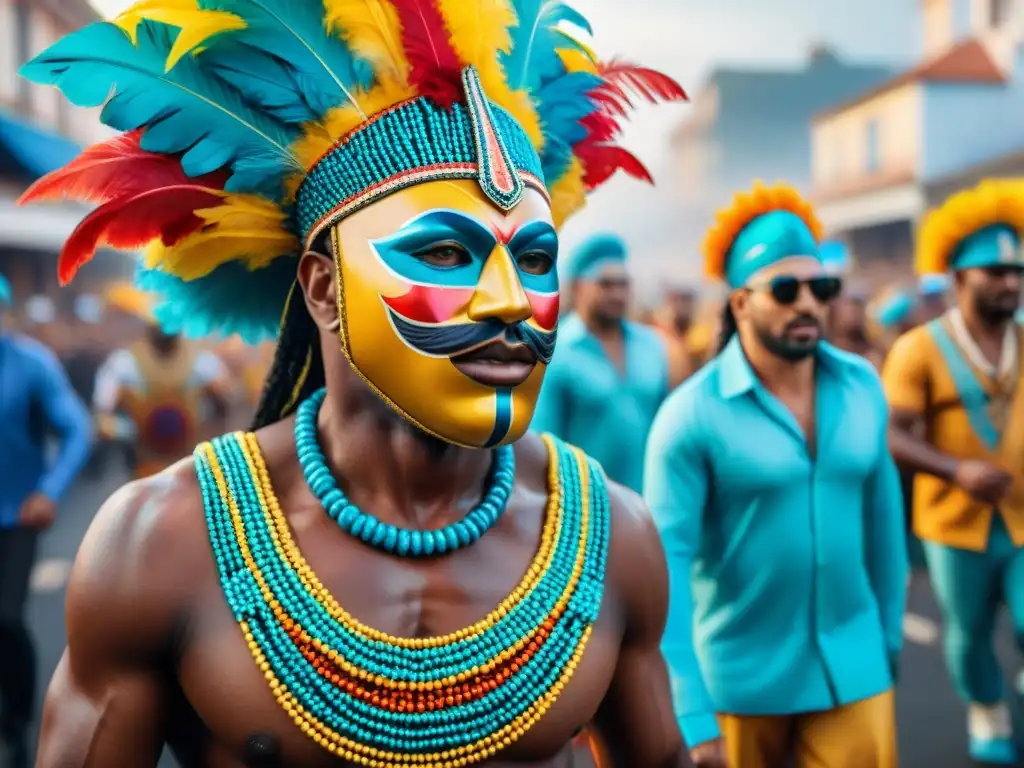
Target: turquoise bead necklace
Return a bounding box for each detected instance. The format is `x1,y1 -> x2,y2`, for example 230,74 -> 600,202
194,392 -> 611,760
295,387 -> 515,557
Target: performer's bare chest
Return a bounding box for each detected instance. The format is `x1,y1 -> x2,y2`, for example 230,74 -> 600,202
170,508 -> 622,767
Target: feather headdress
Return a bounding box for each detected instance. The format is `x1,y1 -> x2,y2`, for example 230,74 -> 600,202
19,0 -> 686,343
916,179 -> 1024,276
702,182 -> 823,285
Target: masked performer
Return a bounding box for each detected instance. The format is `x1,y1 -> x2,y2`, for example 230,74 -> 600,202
533,234 -> 669,492
20,1 -> 690,766
646,183 -> 906,768
884,180 -> 1024,765
91,284 -> 230,479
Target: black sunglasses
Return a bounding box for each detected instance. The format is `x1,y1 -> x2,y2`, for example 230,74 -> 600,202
749,275 -> 843,305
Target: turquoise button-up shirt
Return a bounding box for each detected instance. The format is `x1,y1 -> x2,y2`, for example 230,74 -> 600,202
644,337 -> 907,748
533,314 -> 669,493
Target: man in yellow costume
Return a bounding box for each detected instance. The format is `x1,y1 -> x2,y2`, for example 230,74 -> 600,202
18,0 -> 692,766
93,283 -> 230,478
884,180 -> 1024,765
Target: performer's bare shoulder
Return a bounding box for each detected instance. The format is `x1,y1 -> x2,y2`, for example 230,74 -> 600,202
38,425 -> 687,768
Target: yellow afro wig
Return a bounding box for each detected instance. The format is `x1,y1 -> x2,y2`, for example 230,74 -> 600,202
702,181 -> 823,281
917,178 -> 1024,275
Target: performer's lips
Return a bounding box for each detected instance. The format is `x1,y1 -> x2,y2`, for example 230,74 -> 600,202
451,340 -> 537,388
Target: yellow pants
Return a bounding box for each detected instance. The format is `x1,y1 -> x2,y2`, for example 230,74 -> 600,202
717,690 -> 897,768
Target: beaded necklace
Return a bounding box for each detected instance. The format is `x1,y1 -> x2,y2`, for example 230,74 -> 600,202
195,426 -> 610,767
296,388 -> 515,556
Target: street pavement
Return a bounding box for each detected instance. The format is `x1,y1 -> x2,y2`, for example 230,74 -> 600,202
19,464 -> 1024,767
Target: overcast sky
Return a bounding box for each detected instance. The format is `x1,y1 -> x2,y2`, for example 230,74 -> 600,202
87,0 -> 923,288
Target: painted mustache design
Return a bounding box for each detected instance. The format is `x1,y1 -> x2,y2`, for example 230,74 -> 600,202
386,308 -> 557,365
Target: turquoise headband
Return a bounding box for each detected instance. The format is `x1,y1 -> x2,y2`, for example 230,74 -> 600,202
874,290 -> 915,329
567,233 -> 627,281
297,67 -> 545,246
950,223 -> 1024,271
819,240 -> 849,275
919,272 -> 950,296
0,275 -> 10,306
725,210 -> 821,288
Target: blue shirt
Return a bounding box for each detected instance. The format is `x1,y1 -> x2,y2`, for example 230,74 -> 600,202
533,314 -> 668,492
644,337 -> 907,747
0,334 -> 93,527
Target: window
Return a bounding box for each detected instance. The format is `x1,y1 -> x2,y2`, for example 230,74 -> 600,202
990,0 -> 1011,27
865,119 -> 880,175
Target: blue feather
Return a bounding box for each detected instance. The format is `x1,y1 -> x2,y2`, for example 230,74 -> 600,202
136,256 -> 298,344
503,0 -> 593,90
20,21 -> 300,197
198,0 -> 373,117
203,42 -> 318,123
540,137 -> 573,184
536,71 -> 600,146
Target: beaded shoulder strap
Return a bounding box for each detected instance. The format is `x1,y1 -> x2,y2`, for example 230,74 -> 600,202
193,431 -> 610,767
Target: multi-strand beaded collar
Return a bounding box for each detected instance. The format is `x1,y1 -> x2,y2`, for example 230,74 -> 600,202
194,399 -> 610,766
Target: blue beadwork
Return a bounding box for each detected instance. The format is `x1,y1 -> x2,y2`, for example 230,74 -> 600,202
194,416 -> 610,757
295,90 -> 545,242
295,387 -> 515,557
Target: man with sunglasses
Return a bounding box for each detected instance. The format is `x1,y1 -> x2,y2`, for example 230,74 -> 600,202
883,180 -> 1024,766
533,233 -> 669,493
645,183 -> 906,768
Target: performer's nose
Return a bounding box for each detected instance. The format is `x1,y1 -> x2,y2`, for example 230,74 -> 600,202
467,246 -> 532,325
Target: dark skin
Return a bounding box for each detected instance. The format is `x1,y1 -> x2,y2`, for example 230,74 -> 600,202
888,266 -> 1021,504
37,246 -> 690,768
828,296 -> 872,359
573,264 -> 631,374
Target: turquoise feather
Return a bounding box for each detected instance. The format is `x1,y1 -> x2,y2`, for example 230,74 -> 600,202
503,0 -> 592,90
203,42 -> 319,124
136,256 -> 298,343
536,71 -> 600,146
198,0 -> 372,117
20,21 -> 300,197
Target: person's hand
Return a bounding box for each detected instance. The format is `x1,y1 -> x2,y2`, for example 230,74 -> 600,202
954,460 -> 1013,505
19,492 -> 56,530
690,737 -> 729,768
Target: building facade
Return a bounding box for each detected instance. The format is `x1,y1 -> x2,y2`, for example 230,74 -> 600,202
0,0 -> 127,312
811,0 -> 1024,277
670,47 -> 894,258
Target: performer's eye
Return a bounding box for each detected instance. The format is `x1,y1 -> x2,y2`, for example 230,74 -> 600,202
417,242 -> 471,268
516,250 -> 554,276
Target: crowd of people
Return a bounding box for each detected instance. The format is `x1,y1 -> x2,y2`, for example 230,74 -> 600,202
0,0 -> 1021,766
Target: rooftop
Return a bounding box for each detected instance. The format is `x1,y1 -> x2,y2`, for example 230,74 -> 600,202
814,39 -> 1005,121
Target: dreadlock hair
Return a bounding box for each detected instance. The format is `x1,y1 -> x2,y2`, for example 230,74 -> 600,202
251,233 -> 332,430
717,301 -> 738,355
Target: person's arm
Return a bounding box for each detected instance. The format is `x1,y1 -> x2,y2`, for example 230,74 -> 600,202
642,396 -> 718,750
531,359 -> 571,438
37,481 -> 176,767
863,381 -> 908,679
881,333 -> 957,480
34,348 -> 93,502
593,482 -> 693,768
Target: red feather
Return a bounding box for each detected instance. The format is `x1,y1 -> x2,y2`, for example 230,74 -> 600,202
575,143 -> 652,190
18,130 -> 228,206
592,59 -> 688,115
390,0 -> 464,106
57,186 -> 223,285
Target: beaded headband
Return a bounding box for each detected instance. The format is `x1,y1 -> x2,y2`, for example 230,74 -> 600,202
298,67 -> 546,248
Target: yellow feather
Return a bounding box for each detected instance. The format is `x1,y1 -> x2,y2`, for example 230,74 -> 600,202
323,0 -> 409,86
114,0 -> 245,70
287,77 -> 417,199
549,157 -> 586,230
557,47 -> 597,75
555,28 -> 597,63
146,195 -> 298,281
435,0 -> 544,150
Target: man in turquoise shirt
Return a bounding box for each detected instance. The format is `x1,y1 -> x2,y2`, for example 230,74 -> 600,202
645,183 -> 907,768
532,233 -> 668,492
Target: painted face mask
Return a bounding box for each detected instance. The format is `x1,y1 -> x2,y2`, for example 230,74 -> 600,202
332,179 -> 559,448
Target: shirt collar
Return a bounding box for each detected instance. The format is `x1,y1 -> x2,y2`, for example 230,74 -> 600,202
717,334 -> 841,399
